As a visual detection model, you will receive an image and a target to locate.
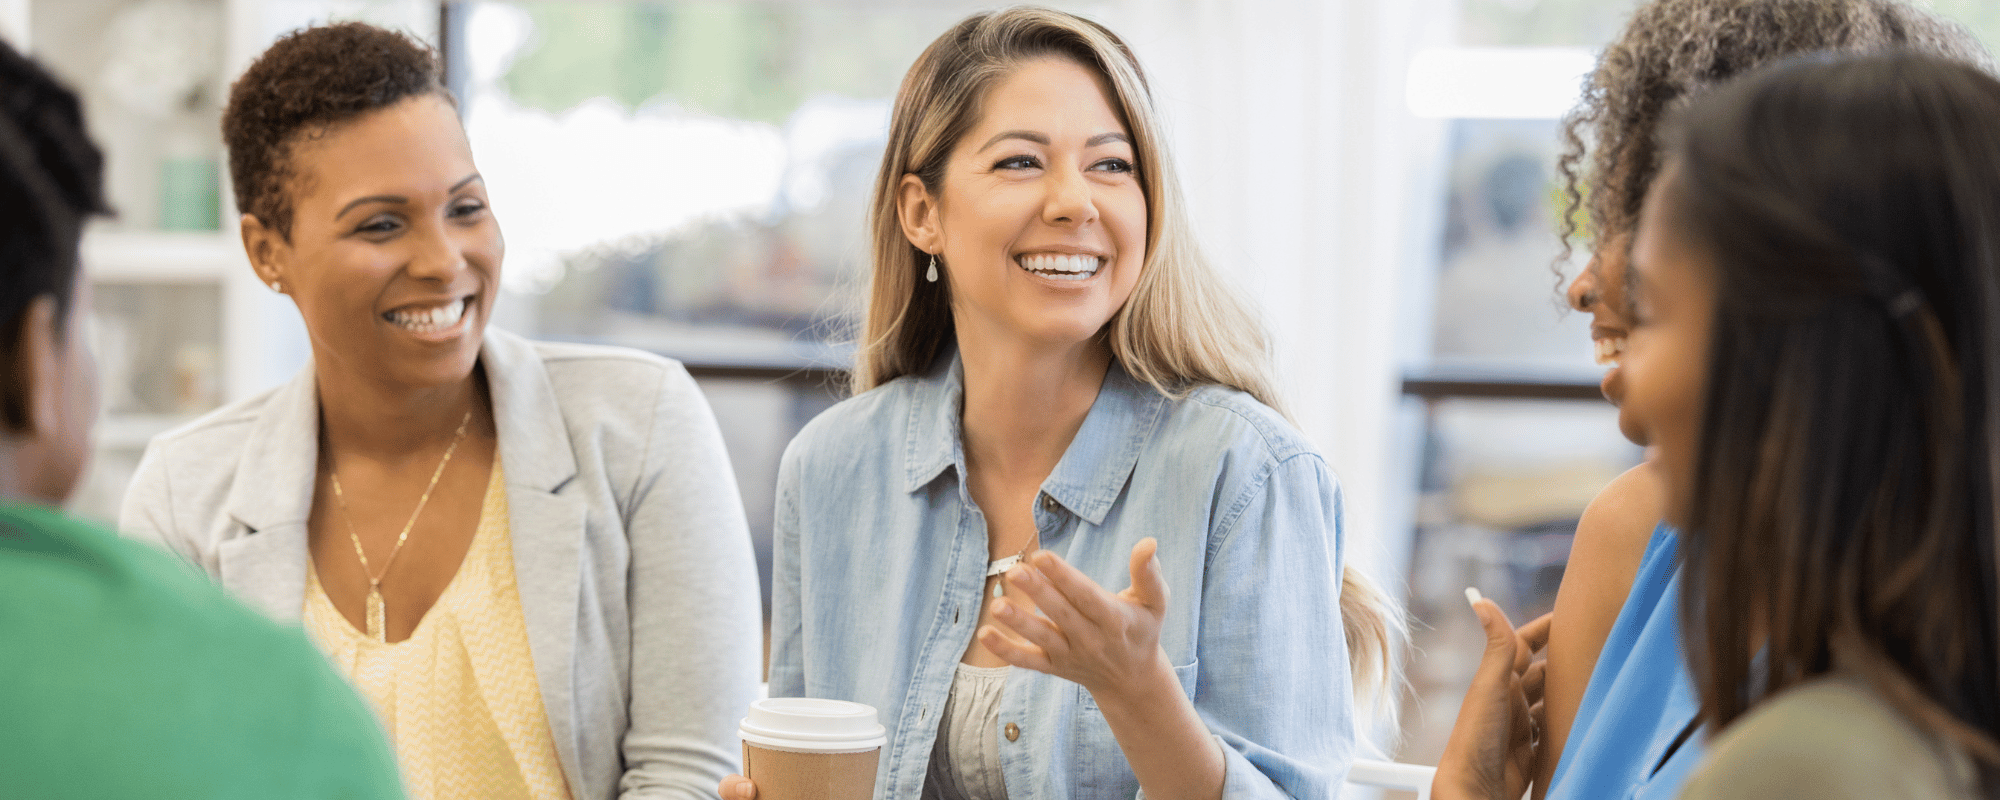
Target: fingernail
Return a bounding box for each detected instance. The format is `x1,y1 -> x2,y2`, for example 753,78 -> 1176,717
1465,587 -> 1483,608
1010,566 -> 1033,584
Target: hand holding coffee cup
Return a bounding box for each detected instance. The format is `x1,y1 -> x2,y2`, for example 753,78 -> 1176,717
975,537 -> 1171,706
726,698 -> 886,800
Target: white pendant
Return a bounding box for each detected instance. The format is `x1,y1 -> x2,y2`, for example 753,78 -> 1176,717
987,553 -> 1023,599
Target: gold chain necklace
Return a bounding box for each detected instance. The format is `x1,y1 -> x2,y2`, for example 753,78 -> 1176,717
328,410 -> 472,641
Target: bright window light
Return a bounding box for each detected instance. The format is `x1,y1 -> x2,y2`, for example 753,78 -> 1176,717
1405,47 -> 1595,119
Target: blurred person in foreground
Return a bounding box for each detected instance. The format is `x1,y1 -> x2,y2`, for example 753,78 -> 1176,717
1447,50 -> 2000,800
120,23 -> 760,799
0,38 -> 404,800
1430,2 -> 1990,798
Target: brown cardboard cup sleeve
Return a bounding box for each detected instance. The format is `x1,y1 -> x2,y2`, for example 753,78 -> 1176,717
740,698 -> 887,800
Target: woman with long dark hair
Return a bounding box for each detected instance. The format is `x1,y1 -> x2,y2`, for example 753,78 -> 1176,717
1640,51 -> 2000,797
1434,4 -> 1989,799
1447,50 -> 2000,799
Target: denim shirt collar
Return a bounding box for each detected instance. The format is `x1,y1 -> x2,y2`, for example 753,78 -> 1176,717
901,351 -> 1168,525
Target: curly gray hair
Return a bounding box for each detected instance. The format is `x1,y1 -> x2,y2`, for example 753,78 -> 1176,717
1555,0 -> 1991,269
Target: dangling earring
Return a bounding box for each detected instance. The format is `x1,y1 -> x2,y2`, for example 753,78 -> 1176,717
926,255 -> 939,283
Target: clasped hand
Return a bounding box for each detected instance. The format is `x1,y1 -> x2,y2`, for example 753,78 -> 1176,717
978,537 -> 1172,705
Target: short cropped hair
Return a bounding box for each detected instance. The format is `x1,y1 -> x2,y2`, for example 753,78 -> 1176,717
221,22 -> 447,239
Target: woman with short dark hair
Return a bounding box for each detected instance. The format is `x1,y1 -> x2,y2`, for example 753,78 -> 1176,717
122,23 -> 762,800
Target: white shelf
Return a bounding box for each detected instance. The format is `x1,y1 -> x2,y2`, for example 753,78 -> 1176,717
82,229 -> 241,283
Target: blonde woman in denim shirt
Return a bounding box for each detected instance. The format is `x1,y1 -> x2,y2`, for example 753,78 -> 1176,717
720,7 -> 1399,800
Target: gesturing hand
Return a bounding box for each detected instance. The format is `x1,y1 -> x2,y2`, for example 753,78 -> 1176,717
1433,593 -> 1553,800
977,538 -> 1170,704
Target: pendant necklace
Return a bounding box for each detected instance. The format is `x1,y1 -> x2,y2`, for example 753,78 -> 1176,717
329,409 -> 472,641
985,535 -> 1039,599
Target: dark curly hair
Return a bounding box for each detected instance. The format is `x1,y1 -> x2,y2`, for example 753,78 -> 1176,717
0,40 -> 110,429
1554,0 -> 1990,271
222,22 -> 448,239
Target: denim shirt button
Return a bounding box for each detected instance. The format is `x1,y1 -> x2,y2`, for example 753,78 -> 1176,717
1041,494 -> 1057,511
1004,722 -> 1020,742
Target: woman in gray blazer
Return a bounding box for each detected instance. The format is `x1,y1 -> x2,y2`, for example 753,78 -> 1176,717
118,23 -> 759,800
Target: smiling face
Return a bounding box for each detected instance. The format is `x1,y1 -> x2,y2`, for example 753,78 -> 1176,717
245,93 -> 500,393
1568,228 -> 1643,435
899,56 -> 1148,351
1619,165 -> 1716,525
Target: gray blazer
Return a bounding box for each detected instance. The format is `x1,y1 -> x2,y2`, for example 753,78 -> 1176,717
120,327 -> 761,800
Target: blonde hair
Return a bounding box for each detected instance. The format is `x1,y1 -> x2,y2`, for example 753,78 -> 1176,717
855,5 -> 1402,697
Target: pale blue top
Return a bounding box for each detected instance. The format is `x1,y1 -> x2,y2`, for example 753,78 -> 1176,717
1546,524 -> 1704,800
768,353 -> 1355,800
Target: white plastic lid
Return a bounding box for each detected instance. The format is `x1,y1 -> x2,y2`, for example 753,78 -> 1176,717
739,698 -> 887,753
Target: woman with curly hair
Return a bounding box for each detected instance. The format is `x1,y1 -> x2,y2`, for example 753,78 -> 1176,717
1454,47 -> 2000,800
1433,2 -> 1988,800
120,23 -> 761,800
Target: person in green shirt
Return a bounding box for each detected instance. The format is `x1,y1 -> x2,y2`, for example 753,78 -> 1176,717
0,39 -> 406,799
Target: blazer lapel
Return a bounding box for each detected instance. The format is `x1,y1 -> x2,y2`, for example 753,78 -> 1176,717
219,364 -> 321,621
216,522 -> 311,620
484,329 -> 588,790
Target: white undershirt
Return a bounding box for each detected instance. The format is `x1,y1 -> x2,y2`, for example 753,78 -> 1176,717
922,663 -> 1012,800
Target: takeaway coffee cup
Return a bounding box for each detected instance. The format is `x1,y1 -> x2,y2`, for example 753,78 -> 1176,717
739,698 -> 887,800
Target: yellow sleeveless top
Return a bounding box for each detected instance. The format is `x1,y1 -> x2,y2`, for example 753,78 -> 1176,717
305,463 -> 574,800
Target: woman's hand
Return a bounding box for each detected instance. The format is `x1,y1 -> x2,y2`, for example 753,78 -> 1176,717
981,538 -> 1225,800
1433,593 -> 1553,800
978,537 -> 1169,703
719,774 -> 756,800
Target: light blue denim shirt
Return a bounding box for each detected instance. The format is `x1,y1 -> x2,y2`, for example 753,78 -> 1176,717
769,353 -> 1354,800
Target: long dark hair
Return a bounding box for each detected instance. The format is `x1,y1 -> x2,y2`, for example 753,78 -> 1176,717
1667,52 -> 2000,792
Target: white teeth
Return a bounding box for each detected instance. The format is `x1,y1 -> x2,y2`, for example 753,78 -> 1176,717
1018,253 -> 1103,279
387,298 -> 468,333
1594,336 -> 1627,367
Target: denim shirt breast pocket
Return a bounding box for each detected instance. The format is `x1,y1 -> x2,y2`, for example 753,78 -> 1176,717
1070,658 -> 1200,794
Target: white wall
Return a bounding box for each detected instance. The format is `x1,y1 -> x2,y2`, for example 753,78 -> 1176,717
0,0 -> 26,47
